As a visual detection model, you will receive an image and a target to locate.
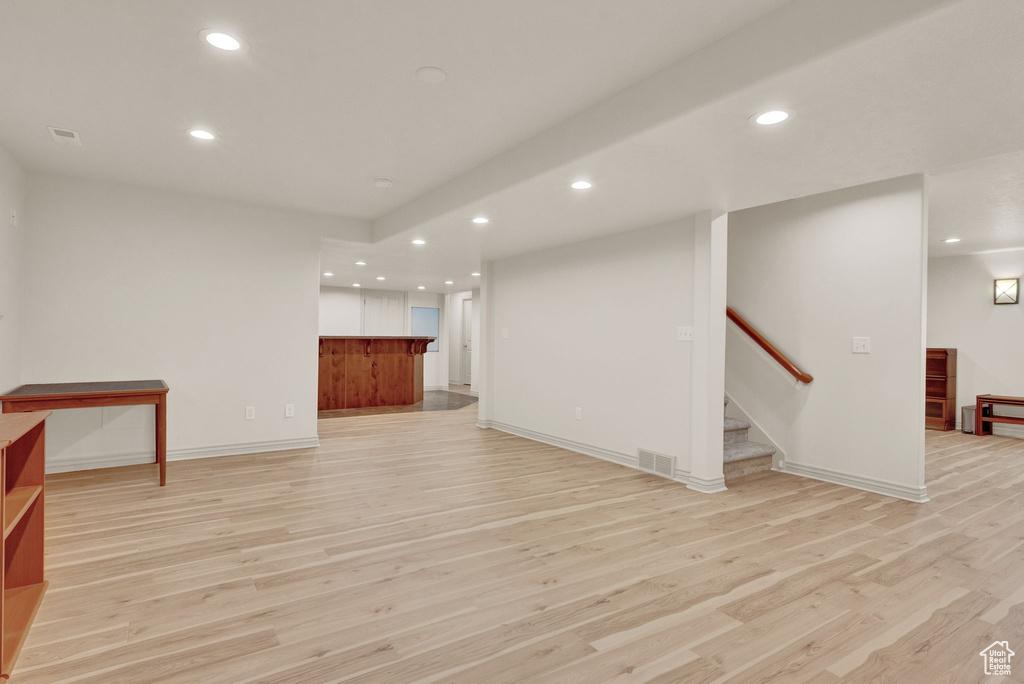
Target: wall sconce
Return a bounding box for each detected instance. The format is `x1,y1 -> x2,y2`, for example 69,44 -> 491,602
994,278 -> 1019,305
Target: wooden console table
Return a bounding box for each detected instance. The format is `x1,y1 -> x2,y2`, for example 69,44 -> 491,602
0,381 -> 169,486
975,394 -> 1024,436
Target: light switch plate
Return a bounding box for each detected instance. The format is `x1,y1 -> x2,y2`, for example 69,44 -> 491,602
677,326 -> 694,341
501,328 -> 509,339
852,337 -> 871,354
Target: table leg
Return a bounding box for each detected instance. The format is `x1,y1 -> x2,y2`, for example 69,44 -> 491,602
156,395 -> 167,486
975,399 -> 987,436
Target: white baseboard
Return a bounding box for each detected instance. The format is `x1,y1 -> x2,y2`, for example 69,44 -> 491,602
776,460 -> 928,503
470,390 -> 479,397
687,475 -> 727,494
45,436 -> 320,474
424,385 -> 448,391
477,420 -> 695,487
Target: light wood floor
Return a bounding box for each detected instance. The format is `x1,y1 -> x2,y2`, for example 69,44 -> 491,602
18,409 -> 1024,683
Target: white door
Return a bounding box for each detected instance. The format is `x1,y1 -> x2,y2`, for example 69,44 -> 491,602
362,292 -> 406,335
461,298 -> 472,384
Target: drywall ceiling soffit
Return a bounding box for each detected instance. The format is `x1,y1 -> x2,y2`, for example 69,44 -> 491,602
376,0 -> 1024,263
369,0 -> 963,243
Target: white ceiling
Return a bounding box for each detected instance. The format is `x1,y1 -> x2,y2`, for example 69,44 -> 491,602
3,0 -> 1024,295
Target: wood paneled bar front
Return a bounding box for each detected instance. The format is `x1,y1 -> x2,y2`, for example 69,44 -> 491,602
318,336 -> 435,410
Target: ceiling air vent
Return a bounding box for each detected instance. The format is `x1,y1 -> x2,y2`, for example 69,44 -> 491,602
48,126 -> 82,146
637,449 -> 675,480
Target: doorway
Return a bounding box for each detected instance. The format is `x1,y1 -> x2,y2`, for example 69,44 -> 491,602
461,297 -> 472,386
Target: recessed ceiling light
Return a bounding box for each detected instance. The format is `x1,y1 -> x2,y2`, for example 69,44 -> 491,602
445,280 -> 454,285
352,283 -> 360,288
374,177 -> 393,188
471,272 -> 481,277
354,261 -> 367,266
189,129 -> 216,140
472,217 -> 489,224
203,31 -> 242,51
411,239 -> 426,245
944,238 -> 961,243
416,66 -> 447,83
323,272 -> 333,277
752,110 -> 790,125
376,276 -> 386,281
570,180 -> 592,190
417,286 -> 426,290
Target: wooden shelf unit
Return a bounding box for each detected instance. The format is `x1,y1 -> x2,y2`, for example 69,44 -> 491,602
926,348 -> 957,431
0,411 -> 50,679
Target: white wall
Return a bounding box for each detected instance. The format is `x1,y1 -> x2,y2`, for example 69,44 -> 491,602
485,220 -> 695,472
317,286 -> 450,390
727,175 -> 928,501
318,286 -> 361,335
0,144 -> 25,394
928,251 -> 1024,436
22,173 -> 356,472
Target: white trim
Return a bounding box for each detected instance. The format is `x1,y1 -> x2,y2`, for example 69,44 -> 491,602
687,474 -> 727,494
776,460 -> 928,503
477,420 -> 694,486
424,385 -> 448,391
46,451 -> 155,474
169,437 -> 320,461
469,390 -> 479,397
44,436 -> 320,474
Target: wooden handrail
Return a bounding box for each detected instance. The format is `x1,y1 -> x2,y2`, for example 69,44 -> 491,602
727,307 -> 813,384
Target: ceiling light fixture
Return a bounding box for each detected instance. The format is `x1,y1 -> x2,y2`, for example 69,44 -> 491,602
323,272 -> 333,277
374,177 -> 393,188
944,238 -> 961,243
416,66 -> 447,83
417,286 -> 426,290
471,272 -> 481,277
472,217 -> 489,224
352,283 -> 360,288
203,31 -> 242,51
376,276 -> 386,281
752,110 -> 790,125
354,261 -> 367,266
445,280 -> 454,285
570,180 -> 592,190
411,239 -> 426,245
189,129 -> 216,140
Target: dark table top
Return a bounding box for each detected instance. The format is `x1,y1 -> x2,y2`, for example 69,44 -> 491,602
1,380 -> 168,398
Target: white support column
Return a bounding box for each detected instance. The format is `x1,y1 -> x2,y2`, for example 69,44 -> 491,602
689,211 -> 728,494
476,261 -> 495,428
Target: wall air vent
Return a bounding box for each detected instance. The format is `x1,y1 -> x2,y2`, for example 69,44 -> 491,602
637,449 -> 675,479
48,126 -> 82,146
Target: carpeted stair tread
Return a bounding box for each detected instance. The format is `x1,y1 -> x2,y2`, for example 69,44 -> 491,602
724,417 -> 750,432
724,440 -> 777,463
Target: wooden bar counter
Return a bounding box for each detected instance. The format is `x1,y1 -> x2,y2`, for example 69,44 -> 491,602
318,337 -> 435,410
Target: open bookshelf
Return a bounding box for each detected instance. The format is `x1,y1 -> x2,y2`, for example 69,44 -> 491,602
925,348 -> 957,431
0,411 -> 49,679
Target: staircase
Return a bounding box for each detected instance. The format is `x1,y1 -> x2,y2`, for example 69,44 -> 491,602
723,397 -> 776,481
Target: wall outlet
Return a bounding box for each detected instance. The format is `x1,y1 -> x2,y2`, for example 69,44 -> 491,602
575,407 -> 582,420
501,327 -> 509,339
677,326 -> 694,341
285,403 -> 295,418
245,406 -> 256,420
852,337 -> 871,354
